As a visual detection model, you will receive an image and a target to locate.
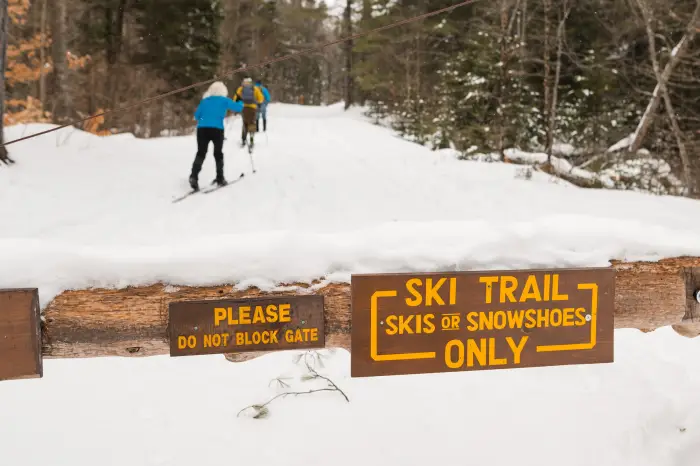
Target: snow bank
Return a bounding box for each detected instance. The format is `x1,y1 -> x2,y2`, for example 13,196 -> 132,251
4,215 -> 700,308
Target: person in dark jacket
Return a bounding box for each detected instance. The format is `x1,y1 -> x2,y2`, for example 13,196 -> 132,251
190,81 -> 243,191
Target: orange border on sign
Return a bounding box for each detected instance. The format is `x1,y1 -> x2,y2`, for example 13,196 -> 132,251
370,290 -> 437,362
536,283 -> 598,352
368,282 -> 599,361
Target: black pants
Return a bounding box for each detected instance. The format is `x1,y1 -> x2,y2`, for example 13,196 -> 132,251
191,127 -> 224,180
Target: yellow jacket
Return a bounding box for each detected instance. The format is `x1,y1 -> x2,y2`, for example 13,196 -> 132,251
235,86 -> 264,109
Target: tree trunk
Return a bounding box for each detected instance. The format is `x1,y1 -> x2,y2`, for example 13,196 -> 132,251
542,0 -> 552,158
39,0 -> 47,113
497,0 -> 521,153
0,0 -> 12,165
49,0 -> 70,123
356,0 -> 372,105
497,0 -> 509,155
521,0 -> 527,47
344,0 -> 353,110
547,0 -> 570,162
414,27 -> 421,136
628,0 -> 700,154
105,0 -> 129,130
515,0 -> 527,149
249,0 -> 259,66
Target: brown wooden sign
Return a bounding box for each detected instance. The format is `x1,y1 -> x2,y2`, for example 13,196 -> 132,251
168,295 -> 325,357
0,289 -> 43,381
351,268 -> 615,377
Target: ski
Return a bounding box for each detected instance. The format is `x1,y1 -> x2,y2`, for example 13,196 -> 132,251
172,173 -> 244,203
201,173 -> 245,194
172,189 -> 199,203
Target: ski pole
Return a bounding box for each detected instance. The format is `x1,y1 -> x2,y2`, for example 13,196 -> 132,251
247,131 -> 256,173
248,147 -> 256,173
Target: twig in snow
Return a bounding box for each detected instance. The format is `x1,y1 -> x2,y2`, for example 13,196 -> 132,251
237,351 -> 349,419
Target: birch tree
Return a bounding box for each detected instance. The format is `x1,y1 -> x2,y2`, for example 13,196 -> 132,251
634,0 -> 695,195
628,0 -> 700,154
546,0 -> 571,163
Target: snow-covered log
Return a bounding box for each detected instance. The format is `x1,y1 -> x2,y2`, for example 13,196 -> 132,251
40,256 -> 700,361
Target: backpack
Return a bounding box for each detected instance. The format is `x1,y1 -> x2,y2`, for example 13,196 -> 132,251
241,85 -> 255,105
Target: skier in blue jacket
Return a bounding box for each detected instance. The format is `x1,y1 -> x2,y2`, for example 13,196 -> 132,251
190,81 -> 243,191
254,79 -> 271,132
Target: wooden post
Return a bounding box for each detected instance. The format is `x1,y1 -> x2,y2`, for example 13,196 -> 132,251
0,289 -> 43,381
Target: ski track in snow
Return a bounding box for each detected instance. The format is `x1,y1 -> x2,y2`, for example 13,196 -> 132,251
1,103 -> 700,466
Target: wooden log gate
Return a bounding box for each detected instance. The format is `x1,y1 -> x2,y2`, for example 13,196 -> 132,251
2,256 -> 700,381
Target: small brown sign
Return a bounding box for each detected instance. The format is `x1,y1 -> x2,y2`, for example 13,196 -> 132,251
0,288 -> 43,381
351,268 -> 614,377
168,295 -> 325,357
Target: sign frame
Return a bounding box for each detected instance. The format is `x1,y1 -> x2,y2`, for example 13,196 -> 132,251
350,267 -> 615,378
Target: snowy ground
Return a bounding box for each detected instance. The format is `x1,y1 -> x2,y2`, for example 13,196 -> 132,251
2,331 -> 700,466
3,103 -> 700,306
2,102 -> 700,465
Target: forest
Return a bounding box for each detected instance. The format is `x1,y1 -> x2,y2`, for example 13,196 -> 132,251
1,0 -> 699,196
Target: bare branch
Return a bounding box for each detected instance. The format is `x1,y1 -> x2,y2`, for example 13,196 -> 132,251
237,351 -> 349,419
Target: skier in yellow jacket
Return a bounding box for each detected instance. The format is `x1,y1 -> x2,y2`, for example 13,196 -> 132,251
233,77 -> 264,149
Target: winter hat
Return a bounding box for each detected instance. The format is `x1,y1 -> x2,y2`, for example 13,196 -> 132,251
204,81 -> 228,98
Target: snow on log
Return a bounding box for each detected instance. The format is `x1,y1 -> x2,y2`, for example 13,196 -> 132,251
41,257 -> 700,360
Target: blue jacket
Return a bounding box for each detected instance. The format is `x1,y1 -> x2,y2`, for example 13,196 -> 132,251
194,95 -> 243,130
256,85 -> 271,105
